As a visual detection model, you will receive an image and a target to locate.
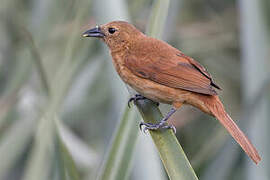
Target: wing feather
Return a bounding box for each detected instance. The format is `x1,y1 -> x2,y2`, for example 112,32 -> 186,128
124,38 -> 220,95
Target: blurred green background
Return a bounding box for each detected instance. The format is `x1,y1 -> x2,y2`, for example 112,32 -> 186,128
0,0 -> 269,179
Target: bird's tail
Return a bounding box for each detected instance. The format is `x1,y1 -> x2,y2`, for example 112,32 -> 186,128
200,95 -> 261,164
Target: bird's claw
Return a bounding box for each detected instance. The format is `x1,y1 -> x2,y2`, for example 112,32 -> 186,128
139,122 -> 176,134
162,125 -> 177,134
128,94 -> 146,107
128,94 -> 159,108
139,122 -> 153,132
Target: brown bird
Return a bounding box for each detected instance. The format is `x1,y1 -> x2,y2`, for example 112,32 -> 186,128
82,21 -> 261,164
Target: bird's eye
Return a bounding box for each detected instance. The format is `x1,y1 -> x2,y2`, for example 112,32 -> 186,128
108,27 -> 116,34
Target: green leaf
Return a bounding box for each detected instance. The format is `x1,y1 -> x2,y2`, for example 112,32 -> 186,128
97,105 -> 140,180
136,100 -> 198,180
56,123 -> 80,180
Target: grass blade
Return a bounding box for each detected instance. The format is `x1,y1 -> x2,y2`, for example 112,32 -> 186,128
0,118 -> 35,180
136,100 -> 198,180
146,0 -> 170,38
97,106 -> 140,180
56,122 -> 80,180
239,0 -> 269,179
23,2 -> 92,179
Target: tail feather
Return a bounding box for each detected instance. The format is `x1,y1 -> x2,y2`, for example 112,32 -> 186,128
204,96 -> 261,164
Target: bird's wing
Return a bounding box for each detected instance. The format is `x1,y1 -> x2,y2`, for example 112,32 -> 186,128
124,49 -> 220,95
177,52 -> 221,90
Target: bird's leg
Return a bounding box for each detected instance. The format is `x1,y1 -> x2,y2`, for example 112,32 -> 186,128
128,94 -> 159,107
139,107 -> 177,133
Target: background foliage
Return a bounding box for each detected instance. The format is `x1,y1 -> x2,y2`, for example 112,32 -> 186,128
0,0 -> 269,179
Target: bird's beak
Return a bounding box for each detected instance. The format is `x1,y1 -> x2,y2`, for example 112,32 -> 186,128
82,26 -> 105,38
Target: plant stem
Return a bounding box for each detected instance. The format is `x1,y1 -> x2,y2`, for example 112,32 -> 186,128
135,99 -> 198,180
98,106 -> 139,180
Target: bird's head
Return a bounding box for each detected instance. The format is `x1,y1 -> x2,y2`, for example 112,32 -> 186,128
83,21 -> 144,52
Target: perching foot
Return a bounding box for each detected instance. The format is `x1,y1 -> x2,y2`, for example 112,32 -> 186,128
139,108 -> 177,133
128,94 -> 159,107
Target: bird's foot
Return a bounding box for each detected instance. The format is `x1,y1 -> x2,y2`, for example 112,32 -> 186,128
139,121 -> 176,134
128,94 -> 146,107
139,107 -> 177,133
128,94 -> 159,107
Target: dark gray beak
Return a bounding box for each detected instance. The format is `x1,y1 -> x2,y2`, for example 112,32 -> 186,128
82,26 -> 105,38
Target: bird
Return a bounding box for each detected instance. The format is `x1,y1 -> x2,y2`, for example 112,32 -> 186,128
82,21 -> 261,164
